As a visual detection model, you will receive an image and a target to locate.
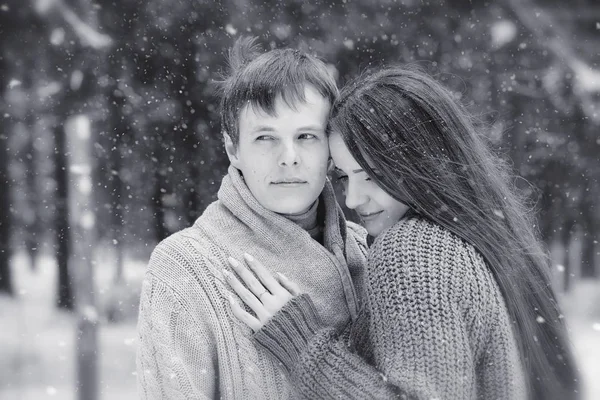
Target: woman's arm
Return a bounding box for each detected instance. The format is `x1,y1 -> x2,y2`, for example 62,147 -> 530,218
254,294 -> 405,399
251,265 -> 477,399
226,242 -> 484,399
249,220 -> 524,400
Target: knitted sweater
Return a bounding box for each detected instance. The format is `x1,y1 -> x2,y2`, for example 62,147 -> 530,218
255,216 -> 527,400
135,166 -> 368,400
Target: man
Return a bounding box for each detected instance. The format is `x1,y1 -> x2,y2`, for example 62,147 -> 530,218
136,37 -> 367,399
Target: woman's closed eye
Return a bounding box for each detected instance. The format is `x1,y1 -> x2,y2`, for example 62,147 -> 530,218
335,175 -> 349,183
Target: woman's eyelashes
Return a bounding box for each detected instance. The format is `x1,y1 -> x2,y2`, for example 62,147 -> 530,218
332,169 -> 378,184
335,175 -> 349,183
332,168 -> 347,183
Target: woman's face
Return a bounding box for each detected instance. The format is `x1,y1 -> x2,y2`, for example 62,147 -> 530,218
329,132 -> 410,237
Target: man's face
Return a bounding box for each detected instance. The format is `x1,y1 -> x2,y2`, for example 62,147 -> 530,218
226,85 -> 330,215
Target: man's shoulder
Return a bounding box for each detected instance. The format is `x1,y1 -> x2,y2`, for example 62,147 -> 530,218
151,197 -> 231,252
147,221 -> 226,278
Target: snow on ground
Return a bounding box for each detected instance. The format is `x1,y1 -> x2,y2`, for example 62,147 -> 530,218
0,251 -> 143,400
1,251 -> 599,399
559,280 -> 600,400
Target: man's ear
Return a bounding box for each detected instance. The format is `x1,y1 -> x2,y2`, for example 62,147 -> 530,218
223,132 -> 241,168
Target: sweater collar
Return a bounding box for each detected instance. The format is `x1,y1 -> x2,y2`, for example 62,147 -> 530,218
280,199 -> 320,240
217,165 -> 346,250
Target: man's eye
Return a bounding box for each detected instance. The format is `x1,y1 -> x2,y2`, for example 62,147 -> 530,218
298,133 -> 317,140
336,175 -> 348,183
255,135 -> 274,141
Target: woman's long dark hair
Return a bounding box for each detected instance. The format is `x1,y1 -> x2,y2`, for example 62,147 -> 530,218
331,66 -> 579,400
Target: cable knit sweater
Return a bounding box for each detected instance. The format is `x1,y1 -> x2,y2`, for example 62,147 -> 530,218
255,215 -> 527,400
136,166 -> 368,400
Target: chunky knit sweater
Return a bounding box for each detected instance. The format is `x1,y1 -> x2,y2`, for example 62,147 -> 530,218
136,166 -> 368,399
255,215 -> 527,400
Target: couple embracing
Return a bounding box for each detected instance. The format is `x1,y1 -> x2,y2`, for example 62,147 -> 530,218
136,37 -> 579,400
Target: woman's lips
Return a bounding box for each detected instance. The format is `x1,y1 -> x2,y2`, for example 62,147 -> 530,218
359,210 -> 384,221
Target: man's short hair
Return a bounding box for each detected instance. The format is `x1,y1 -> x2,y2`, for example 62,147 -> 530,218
217,36 -> 338,147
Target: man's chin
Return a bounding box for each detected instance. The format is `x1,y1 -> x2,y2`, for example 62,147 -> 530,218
267,201 -> 315,216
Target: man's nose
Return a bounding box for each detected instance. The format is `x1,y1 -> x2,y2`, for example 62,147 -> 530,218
278,142 -> 300,166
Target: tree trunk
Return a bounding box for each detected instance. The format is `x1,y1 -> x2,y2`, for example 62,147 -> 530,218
0,11 -> 13,295
25,113 -> 40,270
153,162 -> 168,242
561,218 -> 576,291
152,135 -> 168,242
0,115 -> 13,295
54,122 -> 74,310
107,77 -> 125,285
580,201 -> 598,278
65,115 -> 98,400
507,93 -> 525,177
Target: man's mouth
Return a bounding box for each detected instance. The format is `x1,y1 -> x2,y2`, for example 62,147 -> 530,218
272,178 -> 307,185
358,210 -> 384,220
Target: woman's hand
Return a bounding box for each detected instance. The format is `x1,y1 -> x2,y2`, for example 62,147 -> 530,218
224,253 -> 302,332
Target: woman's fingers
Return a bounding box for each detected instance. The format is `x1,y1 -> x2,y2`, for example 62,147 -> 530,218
276,272 -> 302,296
223,269 -> 268,319
243,253 -> 284,294
229,295 -> 261,332
225,255 -> 304,331
228,257 -> 270,299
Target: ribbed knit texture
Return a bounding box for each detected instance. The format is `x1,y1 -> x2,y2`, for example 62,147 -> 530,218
282,199 -> 321,241
255,215 -> 527,400
136,166 -> 368,400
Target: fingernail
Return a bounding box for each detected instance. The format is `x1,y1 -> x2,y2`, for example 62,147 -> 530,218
244,253 -> 254,262
228,257 -> 239,267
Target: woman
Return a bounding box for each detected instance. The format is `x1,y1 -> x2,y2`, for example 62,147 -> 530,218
225,66 -> 580,399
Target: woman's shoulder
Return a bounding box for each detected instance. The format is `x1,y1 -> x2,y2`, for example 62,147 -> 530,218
372,213 -> 467,254
369,214 -> 490,286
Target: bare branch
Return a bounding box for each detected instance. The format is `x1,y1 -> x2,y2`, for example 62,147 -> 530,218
505,0 -> 600,94
55,0 -> 112,49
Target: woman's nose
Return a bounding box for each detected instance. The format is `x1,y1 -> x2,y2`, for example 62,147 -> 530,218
344,181 -> 368,210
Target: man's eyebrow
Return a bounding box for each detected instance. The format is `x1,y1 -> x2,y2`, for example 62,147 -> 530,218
251,125 -> 276,133
296,125 -> 324,132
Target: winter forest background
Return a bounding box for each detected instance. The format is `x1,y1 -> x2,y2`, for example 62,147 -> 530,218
0,0 -> 599,398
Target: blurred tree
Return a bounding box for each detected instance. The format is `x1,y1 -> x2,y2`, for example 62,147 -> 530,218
506,0 -> 600,279
95,0 -> 140,287
33,0 -> 112,310
65,114 -> 99,400
0,0 -> 42,295
1,0 -> 598,305
0,7 -> 13,295
128,0 -> 230,241
0,99 -> 12,295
